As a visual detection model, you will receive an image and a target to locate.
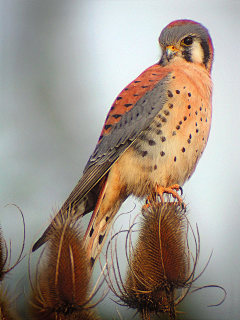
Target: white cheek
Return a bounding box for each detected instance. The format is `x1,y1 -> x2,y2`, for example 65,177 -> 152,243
191,41 -> 204,64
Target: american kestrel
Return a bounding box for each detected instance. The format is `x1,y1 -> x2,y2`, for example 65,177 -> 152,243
33,20 -> 214,268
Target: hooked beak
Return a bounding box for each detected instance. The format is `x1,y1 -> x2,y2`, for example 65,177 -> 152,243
165,45 -> 179,62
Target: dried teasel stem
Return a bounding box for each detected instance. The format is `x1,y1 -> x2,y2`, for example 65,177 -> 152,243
104,202 -> 197,319
126,202 -> 190,317
29,207 -> 101,320
0,285 -> 17,320
1,204 -> 26,280
105,201 -> 226,319
0,204 -> 26,320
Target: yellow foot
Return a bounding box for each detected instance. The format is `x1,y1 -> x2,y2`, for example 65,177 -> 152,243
156,184 -> 184,204
143,184 -> 185,210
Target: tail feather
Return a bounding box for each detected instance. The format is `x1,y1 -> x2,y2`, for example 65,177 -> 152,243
84,207 -> 120,269
32,188 -> 99,252
84,183 -> 125,269
32,227 -> 50,252
32,204 -> 81,252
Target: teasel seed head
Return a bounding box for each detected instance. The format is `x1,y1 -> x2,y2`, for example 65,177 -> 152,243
105,202 -> 200,320
29,207 -> 100,320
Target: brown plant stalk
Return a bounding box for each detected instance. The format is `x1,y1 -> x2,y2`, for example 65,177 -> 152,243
29,207 -> 102,320
104,202 -> 226,320
0,204 -> 26,320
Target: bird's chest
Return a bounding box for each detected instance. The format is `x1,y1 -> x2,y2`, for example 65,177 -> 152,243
117,78 -> 212,197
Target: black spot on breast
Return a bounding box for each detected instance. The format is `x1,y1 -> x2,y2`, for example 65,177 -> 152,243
200,107 -> 202,111
135,80 -> 141,83
106,216 -> 109,222
149,79 -> 154,82
182,147 -> 186,153
164,110 -> 170,116
134,94 -> 140,97
154,165 -> 157,170
201,117 -> 203,121
116,96 -> 122,101
99,234 -> 105,245
184,116 -> 187,121
141,151 -> 148,157
172,131 -> 176,136
90,227 -> 94,237
156,130 -> 162,135
90,257 -> 95,268
206,119 -> 208,122
188,105 -> 191,109
168,90 -> 173,98
142,85 -> 148,88
176,90 -> 180,94
195,122 -> 198,126
124,88 -> 129,91
124,103 -> 133,108
188,93 -> 191,97
176,125 -> 181,130
187,139 -> 191,144
160,151 -> 165,157
161,117 -> 167,123
152,73 -> 157,76
189,134 -> 192,139
172,76 -> 175,79
174,156 -> 177,162
169,103 -> 173,109
149,140 -> 156,146
179,121 -> 182,125
156,122 -> 162,128
112,114 -> 122,119
111,106 -> 115,111
196,129 -> 199,133
161,137 -> 166,142
195,111 -> 198,115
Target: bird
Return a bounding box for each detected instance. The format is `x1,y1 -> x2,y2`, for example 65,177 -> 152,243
32,19 -> 214,269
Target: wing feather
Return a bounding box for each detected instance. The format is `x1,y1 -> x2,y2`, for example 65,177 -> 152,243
61,67 -> 172,211
32,64 -> 172,252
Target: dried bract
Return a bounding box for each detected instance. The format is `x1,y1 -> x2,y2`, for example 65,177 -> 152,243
29,208 -> 100,320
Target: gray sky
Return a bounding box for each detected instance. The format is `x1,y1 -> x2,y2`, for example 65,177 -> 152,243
1,1 -> 240,319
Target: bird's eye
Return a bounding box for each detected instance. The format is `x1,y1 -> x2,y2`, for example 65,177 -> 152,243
182,36 -> 193,46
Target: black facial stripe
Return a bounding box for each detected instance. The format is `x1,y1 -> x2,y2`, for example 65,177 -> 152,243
182,47 -> 193,62
159,56 -> 165,65
200,39 -> 210,67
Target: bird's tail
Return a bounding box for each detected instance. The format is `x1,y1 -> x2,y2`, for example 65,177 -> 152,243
83,180 -> 124,269
32,204 -> 80,252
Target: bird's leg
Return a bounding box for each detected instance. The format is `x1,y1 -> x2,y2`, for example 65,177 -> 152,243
155,184 -> 183,204
143,185 -> 184,210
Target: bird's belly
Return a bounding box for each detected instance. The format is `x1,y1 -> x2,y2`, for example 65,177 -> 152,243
114,89 -> 211,198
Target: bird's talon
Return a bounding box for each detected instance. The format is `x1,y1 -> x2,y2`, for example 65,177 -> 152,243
179,186 -> 183,196
155,184 -> 184,205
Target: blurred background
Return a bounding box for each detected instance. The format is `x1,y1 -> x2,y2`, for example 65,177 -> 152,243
1,1 -> 240,319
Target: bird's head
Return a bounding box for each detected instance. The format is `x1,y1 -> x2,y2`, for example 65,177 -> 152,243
159,20 -> 214,72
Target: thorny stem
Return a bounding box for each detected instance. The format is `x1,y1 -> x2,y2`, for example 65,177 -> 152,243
140,309 -> 151,320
